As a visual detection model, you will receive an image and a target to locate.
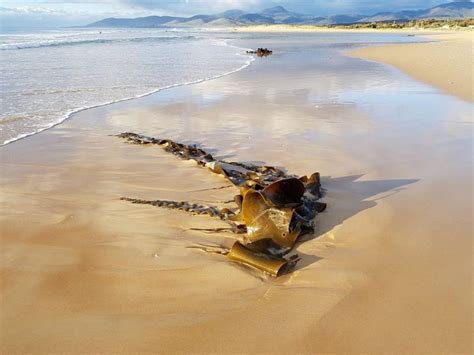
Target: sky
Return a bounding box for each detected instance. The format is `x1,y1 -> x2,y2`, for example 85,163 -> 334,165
0,0 -> 463,29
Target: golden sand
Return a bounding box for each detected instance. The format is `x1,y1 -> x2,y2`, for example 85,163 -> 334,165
351,31 -> 473,102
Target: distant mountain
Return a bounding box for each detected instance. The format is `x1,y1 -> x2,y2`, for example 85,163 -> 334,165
86,2 -> 474,28
360,1 -> 473,22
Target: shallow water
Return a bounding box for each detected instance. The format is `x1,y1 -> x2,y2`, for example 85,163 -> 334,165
0,28 -> 253,145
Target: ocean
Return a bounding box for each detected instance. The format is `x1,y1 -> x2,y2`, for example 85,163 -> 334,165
0,28 -> 253,145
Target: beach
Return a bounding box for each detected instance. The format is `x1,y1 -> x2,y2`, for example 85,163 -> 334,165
1,30 -> 472,353
351,31 -> 473,102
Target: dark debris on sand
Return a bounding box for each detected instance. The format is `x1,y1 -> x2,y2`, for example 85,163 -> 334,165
246,48 -> 273,57
117,132 -> 326,277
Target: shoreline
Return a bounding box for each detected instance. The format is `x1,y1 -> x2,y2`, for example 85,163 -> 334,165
349,31 -> 473,102
2,53 -> 255,147
3,28 -> 470,147
1,36 -> 255,147
236,26 -> 473,102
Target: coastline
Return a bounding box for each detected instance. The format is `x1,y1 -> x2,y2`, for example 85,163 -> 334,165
1,31 -> 472,353
2,49 -> 255,146
0,34 -> 255,146
236,26 -> 473,102
349,31 -> 473,102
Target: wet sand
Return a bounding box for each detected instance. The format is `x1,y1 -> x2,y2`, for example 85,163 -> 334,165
1,32 -> 472,353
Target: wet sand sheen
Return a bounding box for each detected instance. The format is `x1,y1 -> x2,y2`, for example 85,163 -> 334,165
1,32 -> 472,353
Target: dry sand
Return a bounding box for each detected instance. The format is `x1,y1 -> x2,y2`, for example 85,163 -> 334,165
1,31 -> 472,353
350,31 -> 474,102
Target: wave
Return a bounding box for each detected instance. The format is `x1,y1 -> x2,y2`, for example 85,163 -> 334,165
2,40 -> 255,146
0,35 -> 199,51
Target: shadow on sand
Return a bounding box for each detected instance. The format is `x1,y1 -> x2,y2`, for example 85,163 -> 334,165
293,174 -> 419,271
116,133 -> 419,277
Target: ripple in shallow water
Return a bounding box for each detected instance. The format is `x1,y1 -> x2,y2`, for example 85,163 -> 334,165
0,28 -> 253,145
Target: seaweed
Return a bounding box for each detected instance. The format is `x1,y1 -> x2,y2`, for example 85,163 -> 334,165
117,132 -> 326,277
246,48 -> 273,57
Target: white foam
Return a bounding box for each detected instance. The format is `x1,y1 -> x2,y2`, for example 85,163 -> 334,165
1,35 -> 255,146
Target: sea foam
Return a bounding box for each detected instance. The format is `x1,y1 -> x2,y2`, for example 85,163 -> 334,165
0,28 -> 254,145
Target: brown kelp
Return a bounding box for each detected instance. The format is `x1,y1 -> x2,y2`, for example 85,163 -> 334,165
117,132 -> 326,277
246,48 -> 273,57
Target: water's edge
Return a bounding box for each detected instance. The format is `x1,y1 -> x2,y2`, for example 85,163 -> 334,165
2,39 -> 255,146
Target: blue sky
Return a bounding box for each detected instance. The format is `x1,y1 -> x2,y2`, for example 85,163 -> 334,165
0,0 -> 460,28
